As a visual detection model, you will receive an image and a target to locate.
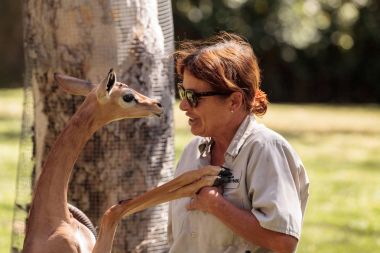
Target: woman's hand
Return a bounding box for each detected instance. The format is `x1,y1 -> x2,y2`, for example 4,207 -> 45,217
186,186 -> 223,213
187,186 -> 298,253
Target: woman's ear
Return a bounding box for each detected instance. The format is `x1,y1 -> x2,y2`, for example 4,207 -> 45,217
229,92 -> 244,112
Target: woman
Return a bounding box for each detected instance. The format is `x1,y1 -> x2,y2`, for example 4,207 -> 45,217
168,32 -> 309,253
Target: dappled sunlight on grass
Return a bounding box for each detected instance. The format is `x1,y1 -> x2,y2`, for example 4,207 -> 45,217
0,89 -> 23,117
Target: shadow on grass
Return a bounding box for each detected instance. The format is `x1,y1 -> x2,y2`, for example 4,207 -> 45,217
0,131 -> 21,140
307,221 -> 380,237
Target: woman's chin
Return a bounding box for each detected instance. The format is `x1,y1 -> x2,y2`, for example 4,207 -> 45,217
190,126 -> 201,136
190,127 -> 198,136
189,120 -> 205,136
190,127 -> 207,137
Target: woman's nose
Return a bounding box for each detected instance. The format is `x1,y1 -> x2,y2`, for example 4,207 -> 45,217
179,98 -> 191,111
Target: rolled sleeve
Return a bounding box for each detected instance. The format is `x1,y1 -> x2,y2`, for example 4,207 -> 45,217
247,140 -> 305,239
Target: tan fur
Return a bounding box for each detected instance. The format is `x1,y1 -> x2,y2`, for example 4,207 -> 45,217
23,70 -> 222,253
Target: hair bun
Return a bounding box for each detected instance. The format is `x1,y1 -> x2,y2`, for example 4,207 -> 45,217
252,89 -> 268,116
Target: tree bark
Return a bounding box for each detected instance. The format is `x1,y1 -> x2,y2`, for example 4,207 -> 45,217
23,0 -> 174,252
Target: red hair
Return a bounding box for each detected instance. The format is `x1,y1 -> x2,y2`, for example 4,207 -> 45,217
175,32 -> 268,116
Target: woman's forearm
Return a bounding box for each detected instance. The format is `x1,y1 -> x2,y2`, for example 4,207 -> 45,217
208,196 -> 298,253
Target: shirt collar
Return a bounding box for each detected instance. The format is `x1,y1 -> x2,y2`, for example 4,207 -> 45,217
225,115 -> 256,158
198,137 -> 214,158
197,115 -> 256,159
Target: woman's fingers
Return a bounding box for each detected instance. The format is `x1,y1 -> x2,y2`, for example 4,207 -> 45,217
186,186 -> 223,212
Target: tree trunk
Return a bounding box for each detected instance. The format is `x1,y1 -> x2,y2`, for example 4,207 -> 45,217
22,0 -> 174,252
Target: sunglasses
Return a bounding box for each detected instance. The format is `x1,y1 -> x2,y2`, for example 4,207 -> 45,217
177,83 -> 230,107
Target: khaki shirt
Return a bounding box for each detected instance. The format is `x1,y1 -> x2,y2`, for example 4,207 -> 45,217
168,115 -> 309,253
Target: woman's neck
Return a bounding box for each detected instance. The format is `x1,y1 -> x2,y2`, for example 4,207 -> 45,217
211,112 -> 248,165
210,143 -> 226,166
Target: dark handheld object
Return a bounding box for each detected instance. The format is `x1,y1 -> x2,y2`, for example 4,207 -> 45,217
68,203 -> 97,238
212,166 -> 233,187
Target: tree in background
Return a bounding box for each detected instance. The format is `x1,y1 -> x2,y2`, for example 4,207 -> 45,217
16,0 -> 174,252
1,0 -> 380,103
172,0 -> 380,102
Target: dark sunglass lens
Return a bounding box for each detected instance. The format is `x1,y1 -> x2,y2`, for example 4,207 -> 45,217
178,85 -> 185,99
185,91 -> 196,107
178,85 -> 198,107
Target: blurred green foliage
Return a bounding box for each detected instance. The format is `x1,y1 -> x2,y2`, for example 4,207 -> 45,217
172,0 -> 380,102
1,0 -> 379,102
0,0 -> 23,87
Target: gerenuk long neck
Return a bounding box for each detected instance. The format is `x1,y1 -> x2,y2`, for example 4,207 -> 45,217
29,98 -> 102,224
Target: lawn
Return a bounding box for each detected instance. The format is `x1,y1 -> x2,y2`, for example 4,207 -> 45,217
0,88 -> 23,251
1,88 -> 380,252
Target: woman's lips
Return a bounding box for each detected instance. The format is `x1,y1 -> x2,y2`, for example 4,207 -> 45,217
186,114 -> 196,126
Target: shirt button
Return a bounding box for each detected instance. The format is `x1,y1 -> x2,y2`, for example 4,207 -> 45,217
191,231 -> 197,238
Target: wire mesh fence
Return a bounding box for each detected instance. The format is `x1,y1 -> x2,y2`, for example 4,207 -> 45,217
11,0 -> 174,252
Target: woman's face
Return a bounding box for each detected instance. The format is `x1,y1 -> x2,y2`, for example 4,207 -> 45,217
179,70 -> 231,138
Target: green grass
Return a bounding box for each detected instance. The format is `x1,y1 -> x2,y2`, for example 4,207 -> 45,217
254,105 -> 380,251
1,89 -> 380,252
0,88 -> 23,252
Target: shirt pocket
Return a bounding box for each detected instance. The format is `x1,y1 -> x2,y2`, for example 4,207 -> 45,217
223,166 -> 245,209
223,165 -> 242,190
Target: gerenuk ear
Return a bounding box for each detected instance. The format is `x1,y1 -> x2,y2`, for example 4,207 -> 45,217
96,68 -> 116,103
54,73 -> 95,96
